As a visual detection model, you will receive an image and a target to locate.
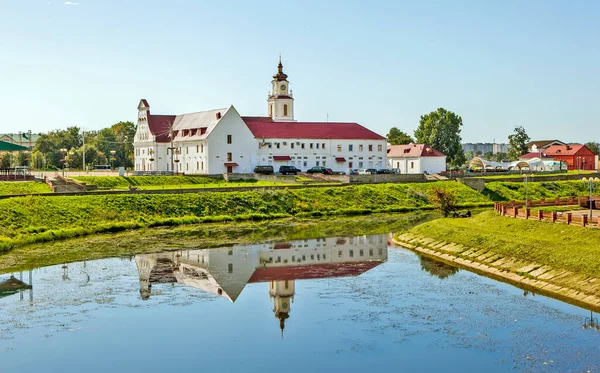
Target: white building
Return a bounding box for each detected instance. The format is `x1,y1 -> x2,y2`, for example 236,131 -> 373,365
133,59 -> 387,174
135,234 -> 388,333
387,143 -> 446,174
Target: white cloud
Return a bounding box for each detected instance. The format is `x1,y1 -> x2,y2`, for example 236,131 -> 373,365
64,1 -> 79,5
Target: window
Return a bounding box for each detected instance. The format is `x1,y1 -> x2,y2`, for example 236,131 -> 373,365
227,152 -> 232,162
411,161 -> 414,169
321,161 -> 326,166
227,135 -> 232,144
201,144 -> 204,153
301,143 -> 305,149
359,249 -> 364,256
269,104 -> 273,116
291,143 -> 295,149
196,145 -> 199,153
377,144 -> 382,151
369,249 -> 373,256
337,144 -> 342,152
311,254 -> 314,260
196,161 -> 199,169
186,163 -> 189,171
359,144 -> 363,151
349,250 -> 354,257
368,145 -> 373,151
315,161 -> 319,166
316,143 -> 319,149
349,162 -> 353,168
359,161 -> 363,168
322,143 -> 325,149
349,144 -> 353,151
276,143 -> 280,149
283,104 -> 288,116
201,161 -> 204,170
285,280 -> 289,289
310,143 -> 313,149
292,255 -> 295,262
303,161 -> 307,167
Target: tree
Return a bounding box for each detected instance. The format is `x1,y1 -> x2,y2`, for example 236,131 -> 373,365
507,126 -> 530,160
482,151 -> 493,161
387,127 -> 414,145
464,150 -> 474,160
492,152 -> 508,162
585,142 -> 599,155
414,108 -> 466,166
429,187 -> 458,217
419,256 -> 459,279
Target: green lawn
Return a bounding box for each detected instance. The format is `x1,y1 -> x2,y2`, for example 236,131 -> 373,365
0,181 -> 52,195
409,210 -> 600,278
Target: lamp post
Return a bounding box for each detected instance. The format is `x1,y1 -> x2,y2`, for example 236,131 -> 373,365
59,148 -> 67,177
110,150 -> 116,171
522,174 -> 533,209
582,177 -> 599,220
583,310 -> 599,330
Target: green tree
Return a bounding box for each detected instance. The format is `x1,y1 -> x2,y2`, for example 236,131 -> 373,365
492,152 -> 508,162
429,187 -> 458,217
387,127 -> 414,145
482,151 -> 493,161
414,108 -> 466,166
1,153 -> 12,168
585,142 -> 599,155
507,126 -> 530,160
464,150 -> 474,160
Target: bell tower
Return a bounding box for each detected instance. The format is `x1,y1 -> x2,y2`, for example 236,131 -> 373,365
267,57 -> 295,122
269,279 -> 295,336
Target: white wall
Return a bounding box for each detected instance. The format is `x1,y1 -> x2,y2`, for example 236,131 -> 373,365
388,156 -> 446,174
206,108 -> 255,174
257,138 -> 387,172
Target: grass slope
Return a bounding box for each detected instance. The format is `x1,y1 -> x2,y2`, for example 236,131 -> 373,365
0,182 -> 490,251
409,210 -> 600,278
0,181 -> 52,195
484,180 -> 592,201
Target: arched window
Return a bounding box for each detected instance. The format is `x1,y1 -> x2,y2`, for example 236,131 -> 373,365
269,104 -> 272,116
283,104 -> 288,116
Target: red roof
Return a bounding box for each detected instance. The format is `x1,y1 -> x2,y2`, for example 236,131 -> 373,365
387,144 -> 445,158
140,99 -> 150,108
544,144 -> 593,156
520,152 -> 547,159
242,117 -> 385,140
247,261 -> 384,283
148,114 -> 176,143
273,156 -> 291,161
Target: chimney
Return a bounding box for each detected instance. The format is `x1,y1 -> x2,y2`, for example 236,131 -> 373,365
216,112 -> 222,120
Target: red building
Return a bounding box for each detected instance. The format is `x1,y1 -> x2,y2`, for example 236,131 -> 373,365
543,144 -> 596,171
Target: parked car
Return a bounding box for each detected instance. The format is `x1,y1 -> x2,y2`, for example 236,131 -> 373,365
348,169 -> 359,175
376,169 -> 391,174
307,166 -> 333,175
279,165 -> 301,175
254,165 -> 274,174
366,168 -> 378,174
357,169 -> 370,175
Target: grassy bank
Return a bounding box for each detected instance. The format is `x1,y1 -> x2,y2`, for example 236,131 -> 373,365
484,180 -> 593,201
0,212 -> 434,273
408,210 -> 600,278
0,181 -> 52,195
0,182 -> 489,251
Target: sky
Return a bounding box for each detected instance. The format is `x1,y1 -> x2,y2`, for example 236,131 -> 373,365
0,0 -> 599,143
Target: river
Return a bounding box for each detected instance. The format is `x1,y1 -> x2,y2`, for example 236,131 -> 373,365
1,233 -> 599,372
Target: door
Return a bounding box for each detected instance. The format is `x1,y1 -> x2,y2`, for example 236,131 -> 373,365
226,166 -> 233,174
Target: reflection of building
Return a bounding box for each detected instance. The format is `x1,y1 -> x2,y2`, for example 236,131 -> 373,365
136,235 -> 388,332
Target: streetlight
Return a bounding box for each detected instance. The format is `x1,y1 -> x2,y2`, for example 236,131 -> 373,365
583,310 -> 599,330
59,148 -> 67,177
522,174 -> 534,209
110,150 -> 116,171
582,177 -> 599,219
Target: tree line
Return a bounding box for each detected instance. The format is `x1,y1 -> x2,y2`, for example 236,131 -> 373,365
1,121 -> 135,170
386,110 -> 598,168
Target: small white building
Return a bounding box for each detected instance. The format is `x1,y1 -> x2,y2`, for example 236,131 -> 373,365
133,59 -> 387,174
387,144 -> 446,174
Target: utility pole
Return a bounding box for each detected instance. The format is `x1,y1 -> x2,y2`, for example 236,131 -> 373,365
82,130 -> 86,173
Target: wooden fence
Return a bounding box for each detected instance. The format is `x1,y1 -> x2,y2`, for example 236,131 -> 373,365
493,197 -> 599,228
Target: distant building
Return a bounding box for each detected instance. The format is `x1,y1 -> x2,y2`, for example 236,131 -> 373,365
0,133 -> 41,151
462,143 -> 510,155
387,144 -> 446,174
543,144 -> 595,171
526,140 -> 566,153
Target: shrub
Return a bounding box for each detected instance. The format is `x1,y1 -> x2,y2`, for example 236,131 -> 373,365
429,188 -> 458,217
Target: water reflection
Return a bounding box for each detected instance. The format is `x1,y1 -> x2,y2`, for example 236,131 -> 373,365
0,271 -> 33,302
136,234 -> 388,333
418,255 -> 459,279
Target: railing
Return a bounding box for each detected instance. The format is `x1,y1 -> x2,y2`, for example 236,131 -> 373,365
493,197 -> 599,227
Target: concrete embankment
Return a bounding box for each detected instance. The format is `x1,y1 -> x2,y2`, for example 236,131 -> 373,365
393,233 -> 600,312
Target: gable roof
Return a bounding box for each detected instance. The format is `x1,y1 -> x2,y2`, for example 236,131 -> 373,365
242,116 -> 385,140
0,140 -> 27,151
544,144 -> 593,156
386,144 -> 445,158
146,107 -> 232,143
526,140 -> 566,148
519,152 -> 550,159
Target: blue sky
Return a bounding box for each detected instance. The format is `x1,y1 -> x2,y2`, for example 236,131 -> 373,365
1,0 -> 598,143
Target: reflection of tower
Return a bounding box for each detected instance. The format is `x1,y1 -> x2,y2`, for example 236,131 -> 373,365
135,256 -> 157,300
269,280 -> 295,336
